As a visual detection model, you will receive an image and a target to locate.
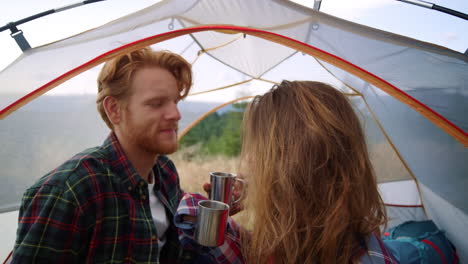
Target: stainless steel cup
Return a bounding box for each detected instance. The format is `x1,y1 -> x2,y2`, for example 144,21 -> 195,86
194,200 -> 230,247
210,172 -> 246,206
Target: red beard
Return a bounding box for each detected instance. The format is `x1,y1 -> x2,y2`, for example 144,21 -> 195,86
125,119 -> 179,155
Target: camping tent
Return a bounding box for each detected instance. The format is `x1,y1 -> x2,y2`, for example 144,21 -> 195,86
1,0 -> 467,261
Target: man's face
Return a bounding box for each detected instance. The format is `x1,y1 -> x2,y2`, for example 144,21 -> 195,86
120,66 -> 181,155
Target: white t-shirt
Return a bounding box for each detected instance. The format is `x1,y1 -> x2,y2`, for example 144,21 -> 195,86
148,184 -> 170,256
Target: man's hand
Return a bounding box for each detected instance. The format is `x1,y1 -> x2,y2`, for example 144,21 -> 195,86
203,182 -> 244,216
182,215 -> 197,223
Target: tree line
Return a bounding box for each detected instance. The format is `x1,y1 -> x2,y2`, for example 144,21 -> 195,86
179,102 -> 247,157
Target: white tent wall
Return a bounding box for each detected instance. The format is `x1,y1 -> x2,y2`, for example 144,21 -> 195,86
379,180 -> 426,228
385,205 -> 427,230
421,183 -> 468,262
0,211 -> 18,261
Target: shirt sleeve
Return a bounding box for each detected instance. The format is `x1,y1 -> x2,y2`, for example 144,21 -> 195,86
358,233 -> 400,264
12,184 -> 88,263
174,193 -> 245,264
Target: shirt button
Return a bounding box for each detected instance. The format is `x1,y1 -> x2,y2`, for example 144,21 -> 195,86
141,195 -> 147,200
139,181 -> 145,187
151,235 -> 157,240
128,186 -> 132,191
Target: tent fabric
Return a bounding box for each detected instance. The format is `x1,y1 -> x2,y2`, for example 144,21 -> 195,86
420,183 -> 468,262
378,180 -> 427,229
3,24 -> 465,146
0,0 -> 467,261
0,0 -> 466,141
378,180 -> 421,205
316,60 -> 468,215
385,205 -> 427,230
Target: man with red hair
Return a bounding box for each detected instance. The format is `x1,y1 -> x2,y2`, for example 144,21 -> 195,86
12,47 -> 201,263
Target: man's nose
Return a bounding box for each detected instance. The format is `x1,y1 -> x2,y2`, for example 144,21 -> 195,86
166,102 -> 181,121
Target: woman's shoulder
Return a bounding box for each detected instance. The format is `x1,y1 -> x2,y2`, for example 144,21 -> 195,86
357,233 -> 399,264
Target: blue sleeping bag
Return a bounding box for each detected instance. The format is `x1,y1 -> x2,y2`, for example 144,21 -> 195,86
382,220 -> 458,264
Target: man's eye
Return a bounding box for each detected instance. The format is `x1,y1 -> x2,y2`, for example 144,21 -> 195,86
149,101 -> 162,107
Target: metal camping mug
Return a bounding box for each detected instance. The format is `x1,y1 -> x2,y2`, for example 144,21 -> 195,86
209,172 -> 246,206
194,200 -> 230,247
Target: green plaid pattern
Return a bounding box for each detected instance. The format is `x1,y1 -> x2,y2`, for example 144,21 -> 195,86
12,133 -> 196,264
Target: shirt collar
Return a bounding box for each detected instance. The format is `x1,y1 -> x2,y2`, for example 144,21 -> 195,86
103,132 -> 148,191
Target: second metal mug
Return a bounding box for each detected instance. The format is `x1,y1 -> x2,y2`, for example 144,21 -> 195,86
209,172 -> 246,206
194,200 -> 230,247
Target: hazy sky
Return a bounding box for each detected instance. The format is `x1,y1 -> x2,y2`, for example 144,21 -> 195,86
314,0 -> 467,52
0,0 -> 466,102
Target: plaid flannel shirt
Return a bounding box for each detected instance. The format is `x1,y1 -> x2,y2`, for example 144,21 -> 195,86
175,193 -> 399,264
12,132 -> 198,264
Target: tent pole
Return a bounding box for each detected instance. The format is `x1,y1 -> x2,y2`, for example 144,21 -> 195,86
313,0 -> 322,11
396,0 -> 468,21
0,0 -> 106,52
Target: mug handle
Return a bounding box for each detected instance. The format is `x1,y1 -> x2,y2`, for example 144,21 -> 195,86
232,177 -> 246,204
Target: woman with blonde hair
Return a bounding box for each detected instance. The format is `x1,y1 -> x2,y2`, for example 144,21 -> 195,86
240,80 -> 396,263
175,81 -> 397,264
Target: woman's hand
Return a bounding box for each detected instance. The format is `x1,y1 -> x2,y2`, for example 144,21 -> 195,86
202,179 -> 245,216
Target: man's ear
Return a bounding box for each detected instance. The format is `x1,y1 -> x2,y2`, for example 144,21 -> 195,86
103,96 -> 122,126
